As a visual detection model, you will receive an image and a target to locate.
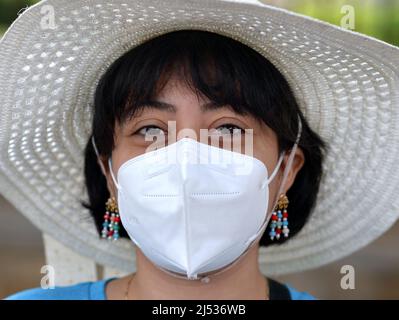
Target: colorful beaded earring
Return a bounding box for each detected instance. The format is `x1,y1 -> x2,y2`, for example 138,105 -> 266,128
101,196 -> 120,241
269,194 -> 289,240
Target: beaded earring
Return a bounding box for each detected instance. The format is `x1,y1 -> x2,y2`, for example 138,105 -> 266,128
269,194 -> 289,240
101,196 -> 120,241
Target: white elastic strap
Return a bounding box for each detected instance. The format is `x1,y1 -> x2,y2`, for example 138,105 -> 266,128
274,114 -> 303,199
108,157 -> 121,190
91,135 -> 107,176
261,152 -> 285,189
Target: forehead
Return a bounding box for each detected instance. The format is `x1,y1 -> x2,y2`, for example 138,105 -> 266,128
156,75 -> 208,105
127,76 -> 241,118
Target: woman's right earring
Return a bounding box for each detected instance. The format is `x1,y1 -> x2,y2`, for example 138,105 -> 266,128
101,196 -> 120,241
269,194 -> 289,241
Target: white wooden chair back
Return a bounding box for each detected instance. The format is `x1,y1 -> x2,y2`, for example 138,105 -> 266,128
42,233 -> 130,286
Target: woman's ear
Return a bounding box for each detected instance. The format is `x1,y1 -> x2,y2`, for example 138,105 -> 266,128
281,147 -> 305,194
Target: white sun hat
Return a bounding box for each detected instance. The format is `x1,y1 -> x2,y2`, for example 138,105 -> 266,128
0,0 -> 398,276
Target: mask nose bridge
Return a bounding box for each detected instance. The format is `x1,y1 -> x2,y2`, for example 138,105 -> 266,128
106,138 -> 198,191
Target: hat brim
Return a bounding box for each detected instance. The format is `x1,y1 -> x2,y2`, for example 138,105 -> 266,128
1,0 -> 399,275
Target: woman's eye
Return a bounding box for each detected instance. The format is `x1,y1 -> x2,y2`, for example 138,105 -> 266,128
214,124 -> 245,135
135,125 -> 166,137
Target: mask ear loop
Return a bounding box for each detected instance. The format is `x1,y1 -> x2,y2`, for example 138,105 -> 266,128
91,135 -> 121,190
91,136 -> 107,176
273,115 -> 303,203
153,115 -> 304,283
260,152 -> 285,190
107,157 -> 121,190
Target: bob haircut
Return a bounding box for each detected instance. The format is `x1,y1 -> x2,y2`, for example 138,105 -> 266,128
82,30 -> 327,247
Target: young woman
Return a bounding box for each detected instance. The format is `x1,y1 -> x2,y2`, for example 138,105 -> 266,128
1,0 -> 398,300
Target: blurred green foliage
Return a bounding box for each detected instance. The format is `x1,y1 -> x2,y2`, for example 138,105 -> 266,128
0,0 -> 37,25
0,0 -> 397,46
289,0 -> 399,46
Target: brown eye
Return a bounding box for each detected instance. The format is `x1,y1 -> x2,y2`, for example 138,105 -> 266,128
215,124 -> 244,135
134,125 -> 166,137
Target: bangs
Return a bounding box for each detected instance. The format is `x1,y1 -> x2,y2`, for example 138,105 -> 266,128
99,29 -> 292,127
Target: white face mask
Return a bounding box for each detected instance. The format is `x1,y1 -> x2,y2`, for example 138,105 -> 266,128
106,126 -> 301,280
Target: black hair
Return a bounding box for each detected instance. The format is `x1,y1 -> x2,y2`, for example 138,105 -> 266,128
81,30 -> 327,247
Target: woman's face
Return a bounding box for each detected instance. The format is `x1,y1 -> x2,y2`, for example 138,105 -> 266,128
101,74 -> 304,215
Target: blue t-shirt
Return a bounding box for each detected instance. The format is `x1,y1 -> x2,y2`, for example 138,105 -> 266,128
4,277 -> 316,300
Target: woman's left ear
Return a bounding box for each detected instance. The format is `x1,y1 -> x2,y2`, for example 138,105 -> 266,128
280,147 -> 305,194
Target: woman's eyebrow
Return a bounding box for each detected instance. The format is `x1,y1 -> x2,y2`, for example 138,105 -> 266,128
137,100 -> 229,112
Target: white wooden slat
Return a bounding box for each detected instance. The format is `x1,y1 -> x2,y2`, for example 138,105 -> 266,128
42,233 -> 98,286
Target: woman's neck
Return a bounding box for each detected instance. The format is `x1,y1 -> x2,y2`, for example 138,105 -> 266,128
125,245 -> 269,300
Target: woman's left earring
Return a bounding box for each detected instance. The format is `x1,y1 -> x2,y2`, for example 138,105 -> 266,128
101,196 -> 120,241
269,194 -> 290,241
